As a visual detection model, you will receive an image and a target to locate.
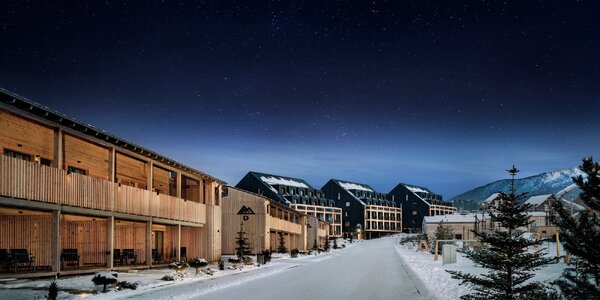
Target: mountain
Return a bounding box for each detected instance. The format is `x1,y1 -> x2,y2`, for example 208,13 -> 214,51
449,167 -> 585,209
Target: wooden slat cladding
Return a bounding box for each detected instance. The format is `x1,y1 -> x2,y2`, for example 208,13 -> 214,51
181,226 -> 204,259
0,214 -> 53,268
0,110 -> 54,161
221,188 -> 268,255
116,153 -> 147,189
268,217 -> 303,235
61,216 -> 108,266
63,134 -> 109,180
114,221 -> 147,263
0,155 -> 206,224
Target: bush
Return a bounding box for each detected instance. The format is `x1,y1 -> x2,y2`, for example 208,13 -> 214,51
161,275 -> 175,281
261,250 -> 272,263
47,279 -> 58,300
243,256 -> 254,265
92,272 -> 118,292
188,258 -> 208,275
228,257 -> 241,264
116,281 -> 138,290
290,248 -> 299,258
169,261 -> 189,273
218,260 -> 225,270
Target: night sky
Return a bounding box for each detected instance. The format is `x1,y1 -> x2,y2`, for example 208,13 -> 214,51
1,1 -> 599,198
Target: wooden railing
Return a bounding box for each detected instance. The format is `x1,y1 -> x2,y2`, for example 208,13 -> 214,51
0,155 -> 205,224
268,216 -> 303,234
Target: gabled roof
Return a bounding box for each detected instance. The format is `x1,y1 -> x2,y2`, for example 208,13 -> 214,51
330,179 -> 376,193
248,171 -> 315,190
483,193 -> 501,203
523,194 -> 555,206
0,88 -> 224,183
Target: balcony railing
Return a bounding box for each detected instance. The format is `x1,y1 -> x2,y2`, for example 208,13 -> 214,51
0,155 -> 205,224
269,216 -> 303,235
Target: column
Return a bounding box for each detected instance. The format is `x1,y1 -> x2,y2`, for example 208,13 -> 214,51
51,210 -> 61,273
53,128 -> 63,169
146,161 -> 153,191
146,220 -> 152,266
176,224 -> 181,261
107,216 -> 114,269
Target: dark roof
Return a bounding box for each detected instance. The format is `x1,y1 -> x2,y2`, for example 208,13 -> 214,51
0,88 -> 224,183
248,171 -> 316,190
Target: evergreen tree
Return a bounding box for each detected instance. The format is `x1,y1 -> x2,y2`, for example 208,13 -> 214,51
434,220 -> 454,255
447,166 -> 554,299
550,157 -> 600,299
277,232 -> 287,253
323,238 -> 330,252
235,222 -> 251,261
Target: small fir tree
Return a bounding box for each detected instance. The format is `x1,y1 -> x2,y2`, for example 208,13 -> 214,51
277,232 -> 287,253
447,166 -> 554,299
235,222 -> 252,261
434,220 -> 454,254
47,278 -> 58,300
550,157 -> 600,299
323,238 -> 330,252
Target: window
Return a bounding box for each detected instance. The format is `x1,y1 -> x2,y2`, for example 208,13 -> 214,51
4,149 -> 31,161
214,186 -> 220,206
455,234 -> 463,240
67,166 -> 87,175
40,157 -> 52,166
344,211 -> 348,217
344,222 -> 350,227
345,202 -> 350,207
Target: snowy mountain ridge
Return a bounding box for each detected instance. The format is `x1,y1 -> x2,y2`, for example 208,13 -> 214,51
449,167 -> 585,205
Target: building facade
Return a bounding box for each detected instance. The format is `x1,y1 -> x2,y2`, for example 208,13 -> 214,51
388,183 -> 456,232
321,179 -> 402,239
221,186 -> 309,254
235,172 -> 342,238
0,89 -> 223,278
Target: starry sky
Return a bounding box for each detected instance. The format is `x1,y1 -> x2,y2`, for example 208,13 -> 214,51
1,1 -> 599,198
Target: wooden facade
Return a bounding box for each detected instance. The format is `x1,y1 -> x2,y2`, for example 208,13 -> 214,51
0,91 -> 224,277
221,187 -> 307,255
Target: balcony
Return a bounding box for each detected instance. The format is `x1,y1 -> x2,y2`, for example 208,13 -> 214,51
0,155 -> 205,224
268,216 -> 303,235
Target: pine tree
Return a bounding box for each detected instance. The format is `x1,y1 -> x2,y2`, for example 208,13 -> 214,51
434,221 -> 454,255
235,222 -> 251,261
550,157 -> 600,299
447,166 -> 555,299
277,232 -> 287,253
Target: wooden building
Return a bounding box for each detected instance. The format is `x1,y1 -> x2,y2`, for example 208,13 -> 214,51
221,186 -> 308,255
388,183 -> 456,232
321,179 -> 402,239
235,172 -> 342,238
307,215 -> 329,250
0,89 -> 224,278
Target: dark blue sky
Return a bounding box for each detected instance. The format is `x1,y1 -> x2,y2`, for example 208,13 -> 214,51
1,1 -> 599,198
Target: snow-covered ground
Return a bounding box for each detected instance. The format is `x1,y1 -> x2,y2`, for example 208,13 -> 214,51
394,236 -> 567,299
0,240 -> 358,300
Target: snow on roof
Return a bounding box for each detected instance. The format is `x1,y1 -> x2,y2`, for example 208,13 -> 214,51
339,182 -> 373,192
424,213 -> 487,224
260,176 -> 309,189
405,185 -> 429,194
524,194 -> 553,206
527,211 -> 548,217
560,199 -> 585,211
483,193 -> 501,203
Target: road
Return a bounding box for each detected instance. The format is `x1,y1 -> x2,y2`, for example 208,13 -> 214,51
128,236 -> 431,300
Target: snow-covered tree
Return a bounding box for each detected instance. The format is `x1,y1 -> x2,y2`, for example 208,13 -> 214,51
188,258 -> 208,276
235,222 -> 252,260
447,166 -> 555,299
550,157 -> 600,299
92,272 -> 118,292
433,220 -> 454,254
277,232 -> 287,253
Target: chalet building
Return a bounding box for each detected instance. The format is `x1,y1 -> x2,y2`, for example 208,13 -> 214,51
0,89 -> 223,278
388,183 -> 456,232
422,213 -> 489,241
321,179 -> 402,239
307,215 -> 330,250
235,172 -> 342,238
482,193 -> 503,209
221,186 -> 311,254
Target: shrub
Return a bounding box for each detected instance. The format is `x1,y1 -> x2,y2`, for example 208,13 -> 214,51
169,261 -> 189,274
290,248 -> 299,258
92,272 -> 118,292
218,260 -> 225,270
47,279 -> 58,300
116,281 -> 138,290
161,275 -> 175,281
188,258 -> 208,275
261,250 -> 272,263
228,257 -> 241,263
243,256 -> 254,265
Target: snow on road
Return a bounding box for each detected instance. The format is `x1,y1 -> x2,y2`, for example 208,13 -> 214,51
125,237 -> 430,300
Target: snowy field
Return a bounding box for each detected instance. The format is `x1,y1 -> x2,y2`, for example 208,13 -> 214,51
394,236 -> 567,299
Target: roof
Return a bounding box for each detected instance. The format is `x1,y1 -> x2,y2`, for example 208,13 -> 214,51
249,171 -> 315,190
225,186 -> 310,217
424,213 -> 487,224
483,193 -> 501,203
0,88 -> 225,183
523,194 -> 554,206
